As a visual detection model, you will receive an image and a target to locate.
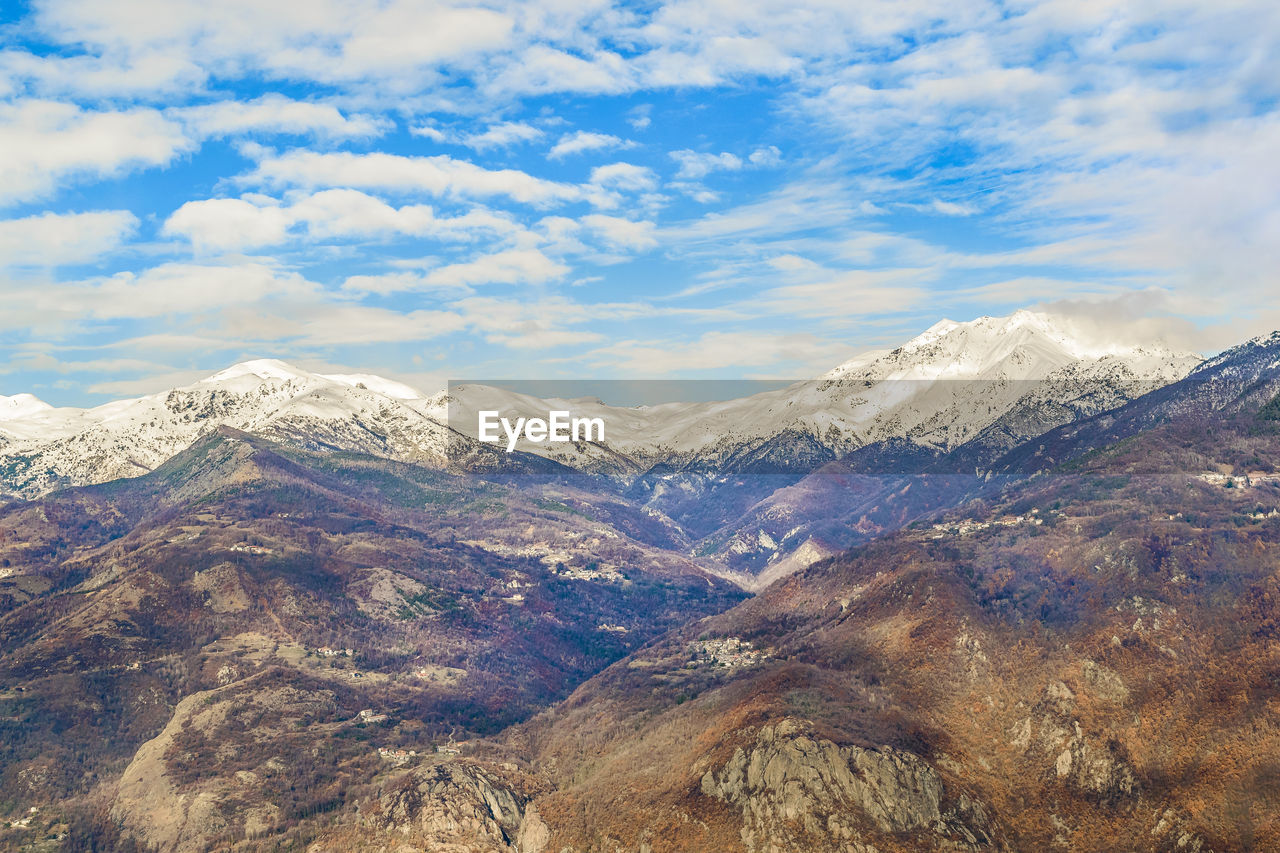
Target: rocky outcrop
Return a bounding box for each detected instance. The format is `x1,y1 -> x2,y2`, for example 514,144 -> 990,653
112,681 -> 247,852
699,720 -> 1006,852
112,673 -> 333,852
350,761 -> 549,853
1010,680 -> 1138,804
1149,807 -> 1213,853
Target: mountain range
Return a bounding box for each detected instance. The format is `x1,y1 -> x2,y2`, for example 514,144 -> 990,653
5,311 -> 1280,852
1,311 -> 1200,495
0,311 -> 1202,588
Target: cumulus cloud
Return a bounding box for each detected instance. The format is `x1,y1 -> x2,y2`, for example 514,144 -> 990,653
670,146 -> 782,178
28,0 -> 517,87
581,215 -> 658,251
670,150 -> 742,179
589,162 -> 658,192
174,95 -> 389,140
460,121 -> 544,150
163,189 -> 524,252
0,99 -> 190,205
0,210 -> 138,267
0,262 -> 313,335
163,198 -> 293,252
241,149 -> 587,206
548,131 -> 635,159
423,248 -> 569,289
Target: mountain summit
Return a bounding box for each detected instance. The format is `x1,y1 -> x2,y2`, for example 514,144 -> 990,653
826,309 -> 1197,382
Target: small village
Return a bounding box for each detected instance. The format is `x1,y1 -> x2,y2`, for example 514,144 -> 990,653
929,508 -> 1044,539
226,543 -> 277,556
375,742 -> 461,765
376,746 -> 417,765
550,561 -> 626,582
1196,471 -> 1280,490
687,636 -> 766,669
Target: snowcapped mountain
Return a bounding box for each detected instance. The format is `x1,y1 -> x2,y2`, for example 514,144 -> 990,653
0,360 -> 452,498
0,393 -> 53,422
0,312 -> 1203,499
449,309 -> 1202,468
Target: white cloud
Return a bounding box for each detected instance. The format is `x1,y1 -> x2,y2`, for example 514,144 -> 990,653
288,189 -> 438,240
461,121 -> 544,151
670,146 -> 781,179
424,249 -> 569,289
669,182 -> 720,204
928,200 -> 976,217
626,104 -> 652,130
581,215 -> 658,251
3,258 -> 472,350
589,162 -> 658,191
88,262 -> 312,319
753,265 -> 927,326
242,149 -> 586,206
175,95 -> 389,140
339,271 -> 435,296
163,197 -> 293,252
409,124 -> 448,142
240,305 -> 467,346
670,150 -> 742,180
0,262 -> 314,334
748,145 -> 782,167
30,0 -> 517,86
486,46 -> 633,96
450,294 -> 648,350
664,179 -> 866,245
548,130 -> 635,159
0,48 -> 204,98
0,210 -> 137,267
0,99 -> 190,205
163,189 -> 524,252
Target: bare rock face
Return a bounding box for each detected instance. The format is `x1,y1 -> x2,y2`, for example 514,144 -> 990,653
111,685 -> 243,852
699,720 -> 1005,853
111,674 -> 329,852
1149,808 -> 1212,853
1012,680 -> 1138,804
348,761 -> 549,853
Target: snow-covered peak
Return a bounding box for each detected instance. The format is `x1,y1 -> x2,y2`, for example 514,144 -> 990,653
199,360 -> 426,401
321,373 -> 423,400
0,393 -> 52,421
0,360 -> 446,498
204,358 -> 317,384
826,310 -> 1199,382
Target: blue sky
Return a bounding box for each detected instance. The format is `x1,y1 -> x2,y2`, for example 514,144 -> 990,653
2,0 -> 1278,405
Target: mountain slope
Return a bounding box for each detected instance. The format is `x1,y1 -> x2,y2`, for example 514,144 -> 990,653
991,329 -> 1280,480
0,429 -> 745,849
